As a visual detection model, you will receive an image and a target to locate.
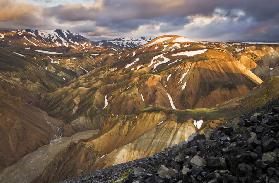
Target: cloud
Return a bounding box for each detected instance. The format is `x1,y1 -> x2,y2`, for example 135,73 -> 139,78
44,0 -> 104,21
0,0 -> 278,41
0,0 -> 54,29
0,0 -> 36,21
181,8 -> 256,41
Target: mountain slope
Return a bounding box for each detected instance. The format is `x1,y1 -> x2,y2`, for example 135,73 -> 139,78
1,74 -> 278,183
0,35 -> 269,182
0,91 -> 70,171
0,34 -> 279,183
62,95 -> 279,183
42,35 -> 262,128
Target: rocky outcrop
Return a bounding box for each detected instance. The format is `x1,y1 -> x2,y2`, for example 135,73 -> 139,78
62,100 -> 279,183
92,120 -> 196,169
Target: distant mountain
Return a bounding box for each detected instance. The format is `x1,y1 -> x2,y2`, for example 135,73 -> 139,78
0,29 -> 92,49
28,29 -> 89,47
96,36 -> 153,48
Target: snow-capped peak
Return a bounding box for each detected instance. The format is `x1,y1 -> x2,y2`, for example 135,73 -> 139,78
96,36 -> 153,48
0,29 -> 91,48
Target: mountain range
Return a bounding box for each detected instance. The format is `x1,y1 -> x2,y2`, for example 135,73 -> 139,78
0,29 -> 278,183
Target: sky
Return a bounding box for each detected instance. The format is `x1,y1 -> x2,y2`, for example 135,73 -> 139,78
0,0 -> 279,41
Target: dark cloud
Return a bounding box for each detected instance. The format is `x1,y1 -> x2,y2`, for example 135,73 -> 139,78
0,0 -> 278,41
44,4 -> 97,22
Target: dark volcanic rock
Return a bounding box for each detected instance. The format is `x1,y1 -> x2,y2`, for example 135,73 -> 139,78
157,165 -> 177,179
206,157 -> 226,169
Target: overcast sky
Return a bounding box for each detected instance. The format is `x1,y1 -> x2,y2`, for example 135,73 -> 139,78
0,0 -> 279,41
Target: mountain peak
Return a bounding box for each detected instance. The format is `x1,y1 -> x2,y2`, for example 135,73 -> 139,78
0,29 -> 91,49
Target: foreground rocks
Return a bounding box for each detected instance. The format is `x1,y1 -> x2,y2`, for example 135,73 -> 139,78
63,101 -> 279,183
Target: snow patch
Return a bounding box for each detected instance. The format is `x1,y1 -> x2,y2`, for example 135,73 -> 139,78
173,49 -> 207,57
48,56 -> 59,64
153,56 -> 170,70
136,65 -> 143,70
35,50 -> 63,55
167,93 -> 176,109
182,82 -> 187,90
171,43 -> 181,50
100,154 -> 106,159
167,74 -> 172,81
13,52 -> 25,57
24,36 -> 37,46
235,48 -> 244,52
179,73 -> 187,83
103,95 -> 108,109
27,31 -> 37,37
140,94 -> 145,102
157,121 -> 164,126
80,66 -> 89,73
54,31 -> 69,47
168,59 -> 180,65
140,94 -> 144,101
194,120 -> 203,129
179,64 -> 192,90
125,58 -> 140,68
18,31 -> 23,36
149,54 -> 171,70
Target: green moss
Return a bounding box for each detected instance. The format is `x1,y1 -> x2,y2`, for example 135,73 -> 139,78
112,169 -> 133,183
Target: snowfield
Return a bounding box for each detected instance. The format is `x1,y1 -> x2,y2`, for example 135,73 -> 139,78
172,49 -> 207,57
35,50 -> 63,55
